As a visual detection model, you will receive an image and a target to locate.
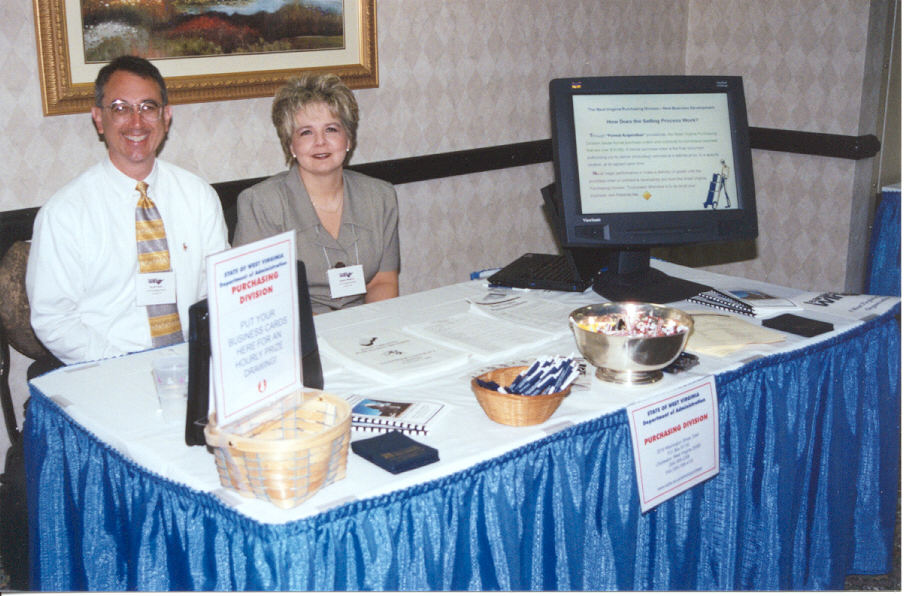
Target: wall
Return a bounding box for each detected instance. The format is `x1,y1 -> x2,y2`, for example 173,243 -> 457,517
0,1 -> 882,464
684,0 -> 878,288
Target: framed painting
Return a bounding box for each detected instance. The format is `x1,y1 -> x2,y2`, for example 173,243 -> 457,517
33,0 -> 378,116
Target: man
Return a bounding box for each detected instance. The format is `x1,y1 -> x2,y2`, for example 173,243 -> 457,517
26,55 -> 229,365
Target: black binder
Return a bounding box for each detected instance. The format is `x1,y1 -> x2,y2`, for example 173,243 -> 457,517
184,260 -> 323,446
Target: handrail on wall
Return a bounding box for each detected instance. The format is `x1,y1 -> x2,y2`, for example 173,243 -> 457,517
350,128 -> 881,186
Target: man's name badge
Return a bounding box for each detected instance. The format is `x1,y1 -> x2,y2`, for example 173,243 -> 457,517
136,271 -> 176,306
327,264 -> 366,298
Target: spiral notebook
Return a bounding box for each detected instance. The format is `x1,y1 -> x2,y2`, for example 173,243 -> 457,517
346,395 -> 445,436
687,288 -> 755,316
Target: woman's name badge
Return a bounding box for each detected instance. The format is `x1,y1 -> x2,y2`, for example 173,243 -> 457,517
327,264 -> 366,298
136,271 -> 176,306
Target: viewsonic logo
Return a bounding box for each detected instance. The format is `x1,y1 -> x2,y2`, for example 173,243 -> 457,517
340,271 -> 353,279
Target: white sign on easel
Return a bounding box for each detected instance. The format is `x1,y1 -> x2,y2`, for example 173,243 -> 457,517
626,377 -> 720,512
206,231 -> 301,426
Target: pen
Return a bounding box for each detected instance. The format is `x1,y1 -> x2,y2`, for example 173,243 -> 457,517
511,359 -> 544,389
550,362 -> 574,393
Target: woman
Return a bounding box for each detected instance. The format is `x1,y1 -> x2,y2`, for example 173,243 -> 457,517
234,73 -> 399,314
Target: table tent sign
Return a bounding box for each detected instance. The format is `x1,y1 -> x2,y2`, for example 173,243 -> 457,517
206,231 -> 302,427
627,377 -> 720,512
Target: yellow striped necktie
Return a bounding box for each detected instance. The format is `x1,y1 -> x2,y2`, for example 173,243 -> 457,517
135,181 -> 183,347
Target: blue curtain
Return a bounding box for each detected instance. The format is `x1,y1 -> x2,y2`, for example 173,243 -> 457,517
866,187 -> 901,296
25,307 -> 900,591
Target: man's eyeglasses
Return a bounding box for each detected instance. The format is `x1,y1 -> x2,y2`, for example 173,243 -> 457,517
103,100 -> 163,122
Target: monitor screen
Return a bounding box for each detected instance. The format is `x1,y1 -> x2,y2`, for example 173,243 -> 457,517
549,75 -> 758,302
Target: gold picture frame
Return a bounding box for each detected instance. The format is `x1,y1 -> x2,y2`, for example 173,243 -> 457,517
33,0 -> 378,116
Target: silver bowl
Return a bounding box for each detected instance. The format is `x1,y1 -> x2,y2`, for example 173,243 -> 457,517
569,302 -> 693,385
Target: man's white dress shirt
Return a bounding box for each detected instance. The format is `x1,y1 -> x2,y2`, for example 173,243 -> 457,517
26,157 -> 229,364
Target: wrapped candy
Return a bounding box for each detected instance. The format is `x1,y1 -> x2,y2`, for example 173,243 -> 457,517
578,312 -> 687,337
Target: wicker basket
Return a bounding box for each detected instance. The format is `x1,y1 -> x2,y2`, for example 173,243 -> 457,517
204,390 -> 351,509
471,366 -> 570,426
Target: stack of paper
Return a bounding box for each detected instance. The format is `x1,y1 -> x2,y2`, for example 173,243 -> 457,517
686,313 -> 786,357
468,295 -> 576,337
404,310 -> 556,359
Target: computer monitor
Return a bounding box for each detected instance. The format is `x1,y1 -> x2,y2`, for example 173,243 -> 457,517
549,75 -> 758,303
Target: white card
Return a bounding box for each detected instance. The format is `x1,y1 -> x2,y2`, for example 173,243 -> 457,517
135,271 -> 176,306
327,264 -> 366,298
626,377 -> 720,512
205,231 -> 301,426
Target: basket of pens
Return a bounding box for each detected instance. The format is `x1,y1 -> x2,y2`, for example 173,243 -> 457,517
471,356 -> 578,426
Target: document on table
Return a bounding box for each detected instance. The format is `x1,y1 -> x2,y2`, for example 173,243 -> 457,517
319,327 -> 470,384
469,295 -> 576,337
722,288 -> 800,315
404,310 -> 556,359
687,312 -> 785,357
793,291 -> 900,321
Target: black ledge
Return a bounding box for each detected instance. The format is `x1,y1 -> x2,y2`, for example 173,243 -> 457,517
748,127 -> 881,160
348,127 -> 881,186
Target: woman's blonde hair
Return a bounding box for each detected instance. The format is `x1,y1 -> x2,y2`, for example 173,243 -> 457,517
272,72 -> 359,165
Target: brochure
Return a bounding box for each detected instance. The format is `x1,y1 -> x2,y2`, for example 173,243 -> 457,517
793,291 -> 900,320
319,327 -> 470,384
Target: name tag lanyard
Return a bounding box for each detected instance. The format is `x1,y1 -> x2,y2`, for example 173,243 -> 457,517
322,224 -> 366,299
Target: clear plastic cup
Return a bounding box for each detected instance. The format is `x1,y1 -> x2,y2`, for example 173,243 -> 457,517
152,356 -> 188,424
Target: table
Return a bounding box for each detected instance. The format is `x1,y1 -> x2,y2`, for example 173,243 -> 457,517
25,262 -> 900,590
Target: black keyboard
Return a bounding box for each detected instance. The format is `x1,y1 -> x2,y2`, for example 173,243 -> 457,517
523,254 -> 573,281
488,253 -> 586,291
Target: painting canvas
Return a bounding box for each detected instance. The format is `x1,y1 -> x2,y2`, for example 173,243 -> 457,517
33,0 -> 377,116
81,0 -> 345,62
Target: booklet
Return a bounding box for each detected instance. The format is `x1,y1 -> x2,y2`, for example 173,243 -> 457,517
319,327 -> 470,384
345,394 -> 445,435
723,288 -> 799,314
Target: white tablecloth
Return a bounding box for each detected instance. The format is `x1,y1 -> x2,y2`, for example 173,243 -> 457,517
30,261 -> 897,524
